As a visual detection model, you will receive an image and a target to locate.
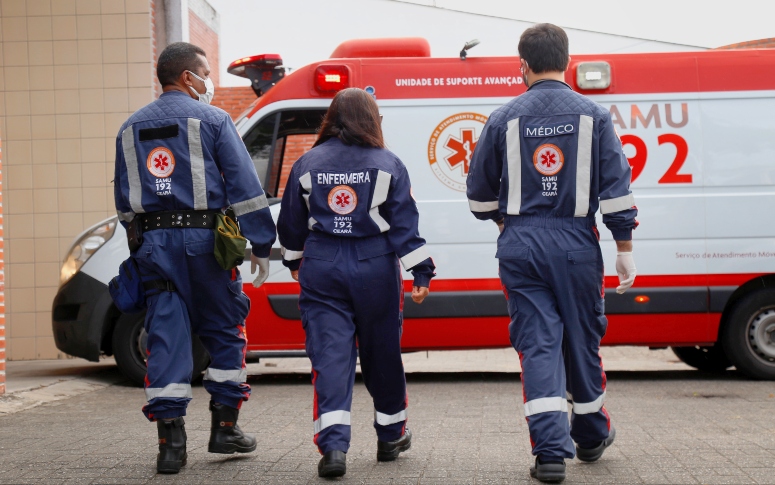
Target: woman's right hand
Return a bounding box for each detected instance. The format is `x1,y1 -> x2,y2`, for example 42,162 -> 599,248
412,286 -> 429,304
291,270 -> 299,281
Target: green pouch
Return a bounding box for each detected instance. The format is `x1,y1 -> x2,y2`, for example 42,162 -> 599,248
213,213 -> 247,270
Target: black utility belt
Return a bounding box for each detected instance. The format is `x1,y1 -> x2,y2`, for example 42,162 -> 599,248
139,210 -> 220,231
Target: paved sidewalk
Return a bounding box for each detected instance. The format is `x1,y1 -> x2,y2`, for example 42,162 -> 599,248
0,350 -> 773,484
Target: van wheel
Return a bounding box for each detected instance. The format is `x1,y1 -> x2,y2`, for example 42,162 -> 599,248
721,289 -> 775,380
671,345 -> 731,372
112,312 -> 210,387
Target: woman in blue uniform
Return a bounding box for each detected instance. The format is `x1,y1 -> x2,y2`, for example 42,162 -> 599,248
277,88 -> 435,478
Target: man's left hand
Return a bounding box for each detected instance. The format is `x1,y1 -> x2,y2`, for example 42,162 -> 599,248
412,286 -> 429,304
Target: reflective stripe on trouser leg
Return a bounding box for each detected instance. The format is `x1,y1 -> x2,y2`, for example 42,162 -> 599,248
500,251 -> 575,460
352,250 -> 408,442
141,290 -> 194,421
300,248 -> 359,454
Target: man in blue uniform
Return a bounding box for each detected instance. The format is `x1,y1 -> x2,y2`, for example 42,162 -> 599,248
277,88 -> 435,477
113,42 -> 276,473
466,24 -> 637,483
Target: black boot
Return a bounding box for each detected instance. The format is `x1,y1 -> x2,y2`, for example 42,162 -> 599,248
156,417 -> 187,474
529,456 -> 566,483
576,426 -> 616,462
376,428 -> 412,462
318,450 -> 346,478
208,401 -> 257,454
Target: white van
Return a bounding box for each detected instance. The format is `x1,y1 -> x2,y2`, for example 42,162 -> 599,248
52,38 -> 775,383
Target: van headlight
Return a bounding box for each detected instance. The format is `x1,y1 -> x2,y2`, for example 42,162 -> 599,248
60,219 -> 117,287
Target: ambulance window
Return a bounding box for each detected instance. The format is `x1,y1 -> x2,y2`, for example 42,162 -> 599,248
242,113 -> 279,194
242,109 -> 325,198
267,110 -> 325,197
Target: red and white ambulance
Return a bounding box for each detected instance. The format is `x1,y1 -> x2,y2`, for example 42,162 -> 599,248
52,38 -> 775,382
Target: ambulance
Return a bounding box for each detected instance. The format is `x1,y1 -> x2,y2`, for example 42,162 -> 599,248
52,38 -> 775,383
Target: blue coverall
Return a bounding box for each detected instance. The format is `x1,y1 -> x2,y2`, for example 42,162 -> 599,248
114,91 -> 276,421
466,80 -> 637,459
277,137 -> 435,454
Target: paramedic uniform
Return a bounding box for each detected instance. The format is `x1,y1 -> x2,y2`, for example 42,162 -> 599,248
277,137 -> 435,454
114,90 -> 276,421
466,80 -> 637,459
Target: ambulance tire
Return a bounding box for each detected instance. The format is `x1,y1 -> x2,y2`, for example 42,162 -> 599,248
670,345 -> 731,373
721,288 -> 775,380
112,312 -> 210,387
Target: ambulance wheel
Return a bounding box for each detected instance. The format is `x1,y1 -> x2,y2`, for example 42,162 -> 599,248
721,288 -> 775,380
112,312 -> 210,387
670,345 -> 731,372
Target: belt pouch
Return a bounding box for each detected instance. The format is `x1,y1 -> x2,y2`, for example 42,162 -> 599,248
213,213 -> 247,270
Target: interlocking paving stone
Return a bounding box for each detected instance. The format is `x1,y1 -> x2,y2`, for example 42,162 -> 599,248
0,364 -> 774,484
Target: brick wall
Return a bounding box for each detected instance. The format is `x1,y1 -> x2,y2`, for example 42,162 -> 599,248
211,86 -> 256,119
277,134 -> 316,197
715,38 -> 775,49
189,10 -> 219,86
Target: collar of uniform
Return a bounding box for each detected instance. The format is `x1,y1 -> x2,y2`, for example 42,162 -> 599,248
526,79 -> 572,92
160,90 -> 191,99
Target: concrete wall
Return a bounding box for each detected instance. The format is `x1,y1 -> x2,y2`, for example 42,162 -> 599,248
0,0 -> 155,360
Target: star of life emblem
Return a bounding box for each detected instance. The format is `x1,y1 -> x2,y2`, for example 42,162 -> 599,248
428,112 -> 488,192
327,185 -> 358,215
147,147 -> 175,178
533,144 -> 564,176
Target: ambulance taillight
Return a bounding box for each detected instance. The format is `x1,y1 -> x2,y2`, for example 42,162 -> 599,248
576,61 -> 611,90
315,65 -> 350,94
227,54 -> 285,97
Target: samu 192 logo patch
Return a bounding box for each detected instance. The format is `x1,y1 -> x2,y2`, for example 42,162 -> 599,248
147,147 -> 175,178
533,144 -> 564,176
327,185 -> 357,215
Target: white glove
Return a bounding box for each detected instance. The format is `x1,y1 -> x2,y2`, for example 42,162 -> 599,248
615,251 -> 636,294
250,254 -> 270,288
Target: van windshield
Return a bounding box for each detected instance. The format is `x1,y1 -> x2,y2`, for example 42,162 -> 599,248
242,109 -> 326,199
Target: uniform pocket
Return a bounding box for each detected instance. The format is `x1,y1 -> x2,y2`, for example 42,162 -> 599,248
133,242 -> 153,259
185,239 -> 214,256
496,245 -> 529,260
567,248 -> 597,264
355,237 -> 393,260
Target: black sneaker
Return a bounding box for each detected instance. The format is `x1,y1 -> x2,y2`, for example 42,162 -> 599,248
376,428 -> 412,462
529,456 -> 566,483
576,426 -> 616,463
318,450 -> 346,478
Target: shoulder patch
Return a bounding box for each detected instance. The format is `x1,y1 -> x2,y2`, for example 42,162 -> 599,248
147,147 -> 175,178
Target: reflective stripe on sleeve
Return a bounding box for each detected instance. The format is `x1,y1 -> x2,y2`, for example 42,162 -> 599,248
505,118 -> 521,215
400,246 -> 430,271
468,199 -> 499,212
121,126 -> 145,213
574,115 -> 594,217
571,392 -> 606,415
281,246 -> 304,261
145,383 -> 193,400
299,171 -> 313,210
117,210 -> 135,223
313,410 -> 351,434
369,170 -> 392,232
374,409 -> 407,426
524,396 -> 568,417
203,367 -> 247,384
308,217 -> 318,230
232,194 -> 269,216
600,193 -> 635,214
188,118 -> 208,210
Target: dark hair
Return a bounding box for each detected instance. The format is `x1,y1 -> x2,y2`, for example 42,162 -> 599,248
314,88 -> 385,149
157,42 -> 207,87
518,23 -> 570,74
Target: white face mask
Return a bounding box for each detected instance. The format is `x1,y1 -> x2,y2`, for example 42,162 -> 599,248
187,70 -> 215,104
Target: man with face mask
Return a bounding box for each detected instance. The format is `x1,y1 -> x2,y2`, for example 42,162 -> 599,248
467,24 -> 637,483
113,42 -> 276,473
